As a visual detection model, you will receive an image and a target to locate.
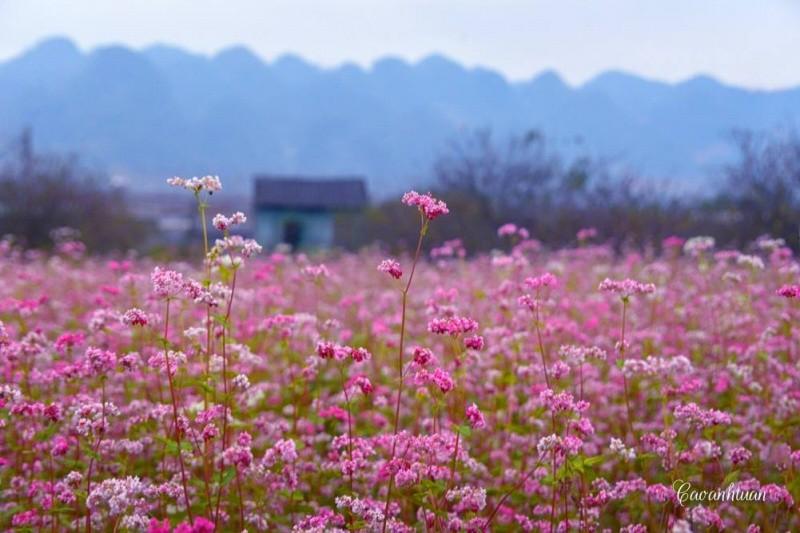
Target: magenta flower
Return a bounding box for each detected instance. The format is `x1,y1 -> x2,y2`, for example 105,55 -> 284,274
577,227 -> 598,241
464,334 -> 484,350
466,403 -> 486,429
151,266 -> 185,299
777,284 -> 800,298
84,347 -> 116,376
497,223 -> 517,237
147,519 -> 171,533
121,308 -> 149,327
598,278 -> 656,297
377,259 -> 403,279
412,346 -> 434,366
427,315 -> 479,336
401,190 -> 449,220
525,272 -> 558,290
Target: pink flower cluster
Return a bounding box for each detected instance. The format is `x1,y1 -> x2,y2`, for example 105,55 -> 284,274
0,179 -> 796,531
377,258 -> 403,279
599,277 -> 656,297
427,315 -> 479,336
401,190 -> 449,220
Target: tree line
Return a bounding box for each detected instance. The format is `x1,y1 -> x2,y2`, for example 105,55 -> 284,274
1,127 -> 798,254
339,128 -> 800,253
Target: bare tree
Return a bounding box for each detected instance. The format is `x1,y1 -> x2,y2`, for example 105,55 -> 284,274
0,130 -> 151,251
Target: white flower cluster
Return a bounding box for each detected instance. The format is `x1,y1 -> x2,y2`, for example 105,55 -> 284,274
683,236 -> 715,256
166,175 -> 222,193
610,437 -> 637,462
621,355 -> 693,378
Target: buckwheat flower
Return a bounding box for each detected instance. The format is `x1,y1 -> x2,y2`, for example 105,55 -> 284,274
412,346 -> 434,367
151,267 -> 184,299
537,434 -> 561,455
182,279 -> 217,307
121,308 -> 148,327
316,341 -> 336,360
148,518 -> 171,533
242,238 -> 263,257
377,259 -> 403,279
464,334 -> 484,350
223,442 -> 253,469
577,227 -> 598,241
599,278 -> 656,297
212,213 -> 230,231
684,236 -> 715,256
49,435 -> 70,457
302,264 -> 330,279
84,347 -> 116,376
168,175 -> 222,194
349,346 -> 371,363
66,471 -> 83,487
212,211 -> 247,232
497,223 -> 517,237
610,437 -> 636,461
777,284 -> 800,298
120,353 -> 139,371
662,235 -> 685,249
166,176 -> 187,188
445,485 -> 487,512
540,389 -> 585,414
524,272 -> 558,290
174,517 -> 216,533
147,350 -> 187,376
431,238 -> 466,259
673,402 -> 732,428
11,511 -> 39,527
431,367 -> 455,393
201,175 -> 222,192
353,375 -> 373,395
737,254 -> 765,270
401,190 -> 449,220
518,294 -> 537,311
428,315 -> 479,336
54,331 -> 85,354
233,374 -> 251,390
729,446 -> 752,465
551,361 -> 570,379
465,403 -> 486,429
723,271 -> 743,283
791,450 -> 800,465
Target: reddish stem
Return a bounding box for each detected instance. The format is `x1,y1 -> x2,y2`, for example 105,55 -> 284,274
163,299 -> 194,522
381,214 -> 427,532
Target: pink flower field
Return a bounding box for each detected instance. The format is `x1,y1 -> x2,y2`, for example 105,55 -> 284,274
2,178 -> 800,532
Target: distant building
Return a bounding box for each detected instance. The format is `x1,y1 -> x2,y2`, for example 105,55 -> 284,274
254,176 -> 368,249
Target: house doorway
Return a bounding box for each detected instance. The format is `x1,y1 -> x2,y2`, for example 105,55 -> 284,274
282,219 -> 303,249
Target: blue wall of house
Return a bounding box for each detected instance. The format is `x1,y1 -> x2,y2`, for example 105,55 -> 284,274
255,209 -> 335,250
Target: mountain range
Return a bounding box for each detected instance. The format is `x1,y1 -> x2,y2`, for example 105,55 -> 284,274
1,37 -> 799,196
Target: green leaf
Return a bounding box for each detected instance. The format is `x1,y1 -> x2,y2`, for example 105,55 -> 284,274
221,467 -> 236,485
722,470 -> 740,486
84,448 -> 100,460
35,424 -> 60,442
583,455 -> 604,467
455,424 -> 472,438
164,439 -> 192,454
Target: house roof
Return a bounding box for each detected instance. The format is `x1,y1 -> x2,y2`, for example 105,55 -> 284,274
254,175 -> 368,211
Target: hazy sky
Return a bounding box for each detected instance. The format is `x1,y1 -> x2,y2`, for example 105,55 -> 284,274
1,0 -> 799,89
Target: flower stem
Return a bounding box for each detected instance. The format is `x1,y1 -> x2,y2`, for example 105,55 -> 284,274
214,268 -> 239,528
381,214 -> 427,533
163,299 -> 194,522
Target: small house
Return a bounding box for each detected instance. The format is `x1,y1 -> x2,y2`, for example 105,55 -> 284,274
253,175 -> 368,250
